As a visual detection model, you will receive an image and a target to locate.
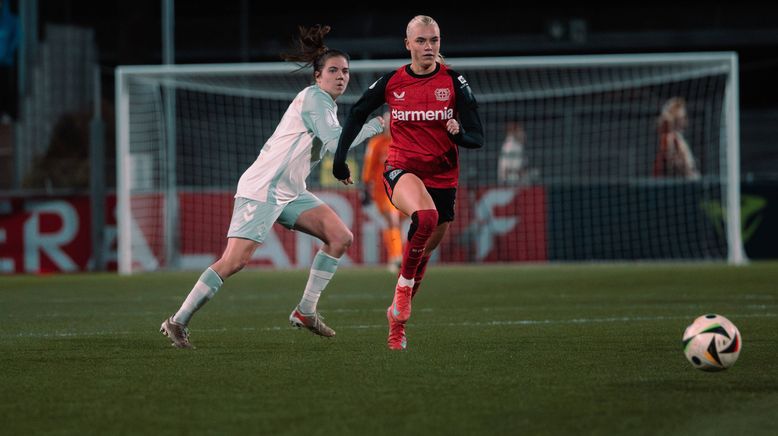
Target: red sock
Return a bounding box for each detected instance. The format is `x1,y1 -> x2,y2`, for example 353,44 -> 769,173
400,210 -> 438,280
412,255 -> 431,299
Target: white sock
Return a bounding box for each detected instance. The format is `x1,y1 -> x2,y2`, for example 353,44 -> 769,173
173,267 -> 223,325
298,250 -> 339,314
397,276 -> 415,288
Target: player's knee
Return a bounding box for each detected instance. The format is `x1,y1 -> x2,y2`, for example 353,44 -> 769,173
220,254 -> 250,276
230,258 -> 249,275
415,209 -> 438,235
332,228 -> 353,252
341,229 -> 354,249
408,209 -> 438,241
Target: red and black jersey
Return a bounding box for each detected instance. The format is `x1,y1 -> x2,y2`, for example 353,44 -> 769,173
385,63 -> 460,186
334,62 -> 483,188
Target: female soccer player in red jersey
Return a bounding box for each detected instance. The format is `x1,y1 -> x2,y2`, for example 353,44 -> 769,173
333,15 -> 484,350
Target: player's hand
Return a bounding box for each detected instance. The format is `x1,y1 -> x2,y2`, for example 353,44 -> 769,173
333,161 -> 352,184
446,119 -> 460,135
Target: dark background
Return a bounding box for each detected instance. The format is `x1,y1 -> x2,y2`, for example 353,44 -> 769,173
6,1 -> 778,107
3,1 -> 776,178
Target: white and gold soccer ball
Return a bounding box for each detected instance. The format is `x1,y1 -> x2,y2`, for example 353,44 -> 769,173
682,314 -> 742,371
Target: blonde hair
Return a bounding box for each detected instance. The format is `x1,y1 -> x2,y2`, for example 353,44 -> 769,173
406,15 -> 438,37
658,97 -> 687,130
405,15 -> 445,64
660,97 -> 686,121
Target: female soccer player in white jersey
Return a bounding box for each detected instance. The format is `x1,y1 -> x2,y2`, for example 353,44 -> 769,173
160,25 -> 384,348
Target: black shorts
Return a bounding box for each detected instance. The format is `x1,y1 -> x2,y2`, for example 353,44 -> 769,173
382,167 -> 456,224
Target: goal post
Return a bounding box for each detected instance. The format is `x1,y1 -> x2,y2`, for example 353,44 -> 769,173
115,52 -> 744,274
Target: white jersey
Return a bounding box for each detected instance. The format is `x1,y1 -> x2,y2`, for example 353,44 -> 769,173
236,85 -> 382,204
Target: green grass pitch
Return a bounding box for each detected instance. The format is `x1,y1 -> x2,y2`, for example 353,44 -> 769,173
2,262 -> 777,435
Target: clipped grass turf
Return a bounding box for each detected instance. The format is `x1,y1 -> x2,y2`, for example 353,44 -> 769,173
1,262 -> 777,435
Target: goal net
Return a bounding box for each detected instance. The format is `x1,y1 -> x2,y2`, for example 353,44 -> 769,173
115,53 -> 743,274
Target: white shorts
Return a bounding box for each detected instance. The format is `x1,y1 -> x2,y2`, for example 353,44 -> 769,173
226,192 -> 324,243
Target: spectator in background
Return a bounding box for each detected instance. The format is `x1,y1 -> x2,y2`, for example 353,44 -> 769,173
362,110 -> 404,273
498,121 -> 536,184
653,97 -> 700,180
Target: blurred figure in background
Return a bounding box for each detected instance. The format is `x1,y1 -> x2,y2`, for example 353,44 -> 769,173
362,110 -> 404,272
497,120 -> 536,185
653,97 -> 700,180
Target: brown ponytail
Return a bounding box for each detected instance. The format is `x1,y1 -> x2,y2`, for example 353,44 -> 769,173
281,25 -> 349,79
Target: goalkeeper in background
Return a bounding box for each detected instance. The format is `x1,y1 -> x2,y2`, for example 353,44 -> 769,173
652,96 -> 700,180
333,15 -> 484,350
361,111 -> 405,273
160,25 -> 384,348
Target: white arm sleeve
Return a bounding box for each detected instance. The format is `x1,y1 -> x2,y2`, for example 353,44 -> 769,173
344,117 -> 383,152
301,88 -> 383,154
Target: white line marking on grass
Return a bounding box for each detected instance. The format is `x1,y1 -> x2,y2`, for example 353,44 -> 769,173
5,312 -> 777,339
8,331 -> 137,338
343,312 -> 778,330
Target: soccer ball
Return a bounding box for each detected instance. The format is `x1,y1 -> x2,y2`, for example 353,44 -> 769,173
682,314 -> 742,371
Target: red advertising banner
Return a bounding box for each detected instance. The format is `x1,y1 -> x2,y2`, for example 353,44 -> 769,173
0,187 -> 547,274
0,196 -> 118,273
443,186 -> 547,263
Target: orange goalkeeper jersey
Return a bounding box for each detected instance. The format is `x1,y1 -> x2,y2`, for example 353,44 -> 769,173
362,134 -> 393,209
